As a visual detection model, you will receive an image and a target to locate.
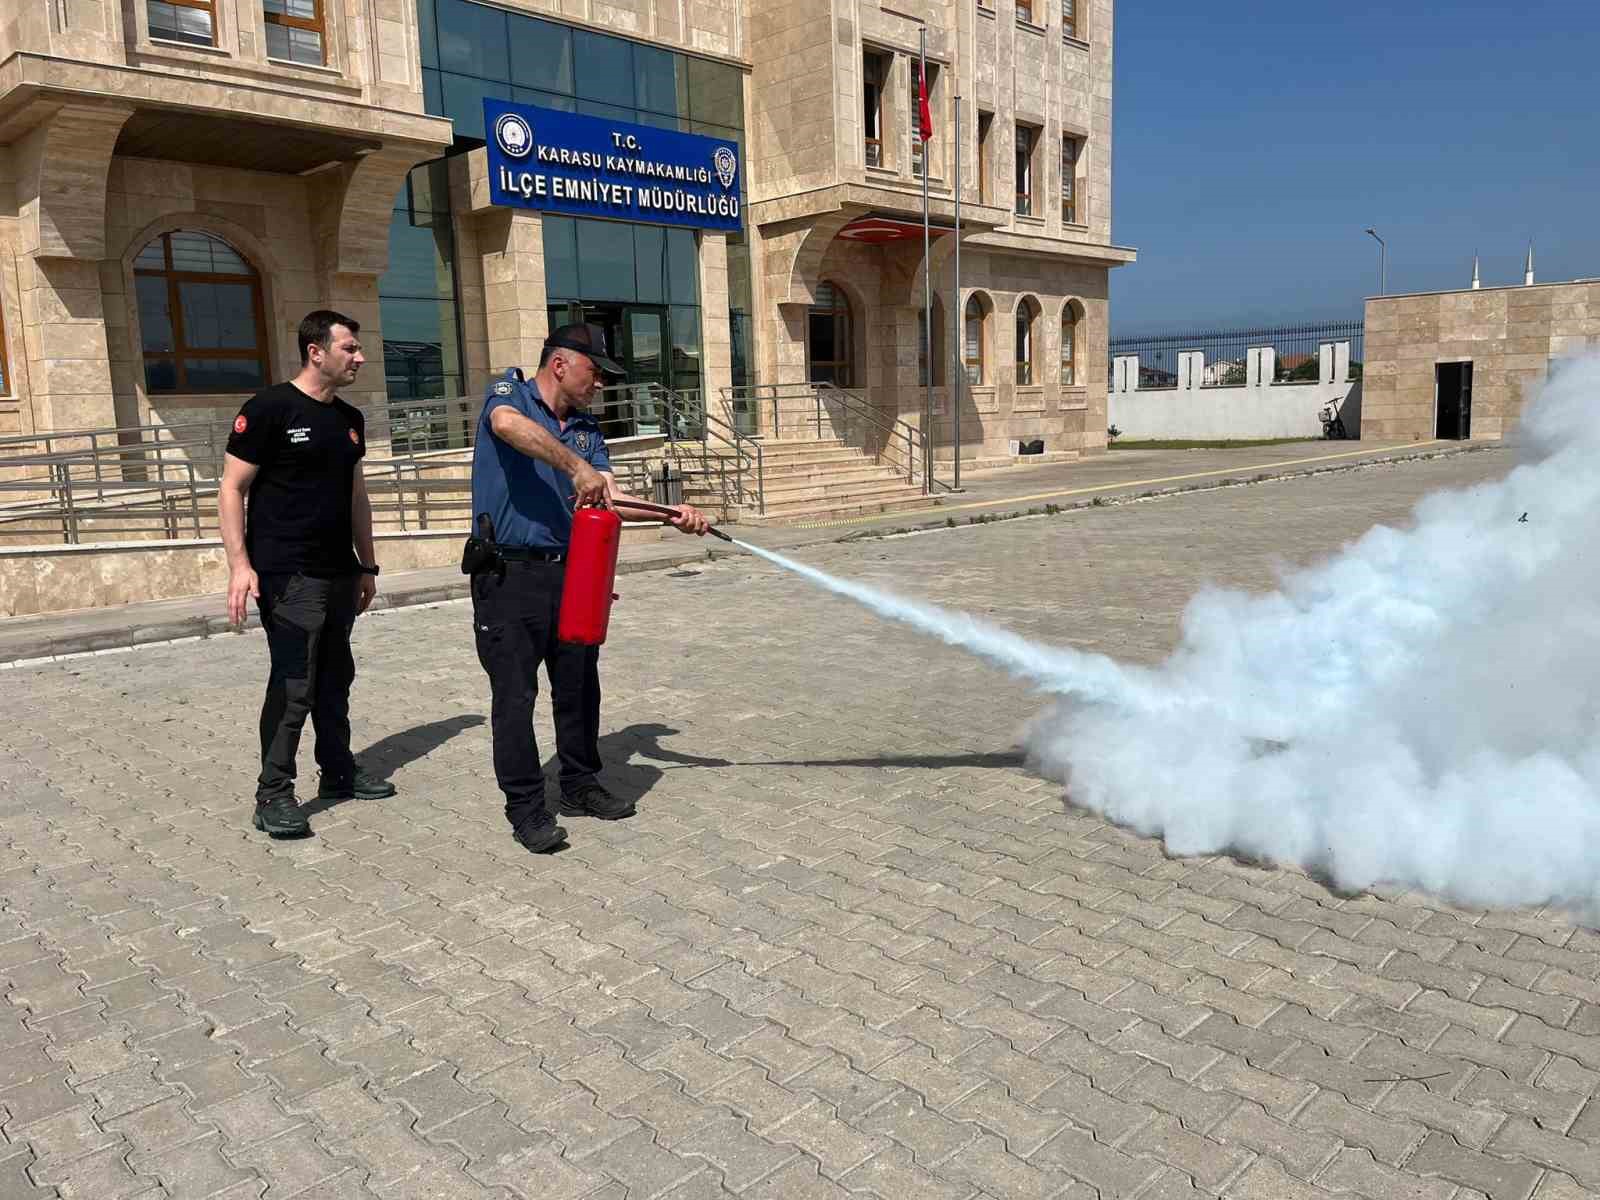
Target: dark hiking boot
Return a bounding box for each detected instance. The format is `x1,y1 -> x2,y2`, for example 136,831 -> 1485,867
253,795 -> 311,836
558,784 -> 635,821
317,767 -> 397,801
514,820 -> 568,853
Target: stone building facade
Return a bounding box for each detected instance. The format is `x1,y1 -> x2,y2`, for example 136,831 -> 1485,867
1362,280 -> 1600,442
1,0 -> 1132,467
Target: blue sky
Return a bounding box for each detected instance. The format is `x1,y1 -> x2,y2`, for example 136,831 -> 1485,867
1110,0 -> 1600,333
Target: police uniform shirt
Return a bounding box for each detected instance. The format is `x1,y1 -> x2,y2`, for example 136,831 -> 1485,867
470,370 -> 613,550
226,381 -> 365,576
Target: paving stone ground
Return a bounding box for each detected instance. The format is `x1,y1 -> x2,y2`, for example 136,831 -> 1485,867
5,447 -> 1598,1200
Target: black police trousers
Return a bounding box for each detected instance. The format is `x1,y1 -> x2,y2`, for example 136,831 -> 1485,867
471,560 -> 602,835
256,572 -> 358,804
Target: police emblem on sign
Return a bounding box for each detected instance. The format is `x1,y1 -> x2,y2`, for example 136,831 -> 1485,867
494,112 -> 533,159
713,146 -> 737,190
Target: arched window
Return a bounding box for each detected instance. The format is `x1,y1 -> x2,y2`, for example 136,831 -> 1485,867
1061,300 -> 1081,385
807,281 -> 854,387
1015,295 -> 1040,385
917,296 -> 945,387
135,231 -> 269,394
963,292 -> 990,385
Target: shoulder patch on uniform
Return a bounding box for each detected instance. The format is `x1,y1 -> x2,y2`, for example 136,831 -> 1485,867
233,414 -> 247,434
493,381 -> 513,396
575,430 -> 590,451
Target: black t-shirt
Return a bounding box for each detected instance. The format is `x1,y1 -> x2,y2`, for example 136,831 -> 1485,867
226,382 -> 365,576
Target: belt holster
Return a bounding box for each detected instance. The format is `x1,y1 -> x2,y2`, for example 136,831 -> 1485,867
461,513 -> 505,579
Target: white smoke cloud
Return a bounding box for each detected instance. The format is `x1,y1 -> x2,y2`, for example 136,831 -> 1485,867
740,354 -> 1600,912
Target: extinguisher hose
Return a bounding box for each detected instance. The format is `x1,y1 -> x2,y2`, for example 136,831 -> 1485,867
595,497 -> 735,542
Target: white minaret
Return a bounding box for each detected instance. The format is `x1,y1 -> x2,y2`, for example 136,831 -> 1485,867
1523,241 -> 1535,286
1471,253 -> 1481,290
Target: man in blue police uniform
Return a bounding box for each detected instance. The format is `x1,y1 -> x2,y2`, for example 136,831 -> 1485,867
469,323 -> 709,854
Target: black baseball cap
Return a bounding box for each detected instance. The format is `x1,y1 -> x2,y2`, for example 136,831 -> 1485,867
544,323 -> 625,377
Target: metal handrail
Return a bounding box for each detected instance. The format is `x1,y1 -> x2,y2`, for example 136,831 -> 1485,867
0,391 -> 664,545
721,381 -> 954,495
654,384 -> 766,517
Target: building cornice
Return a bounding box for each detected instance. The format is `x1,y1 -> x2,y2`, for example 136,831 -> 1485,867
0,52 -> 452,151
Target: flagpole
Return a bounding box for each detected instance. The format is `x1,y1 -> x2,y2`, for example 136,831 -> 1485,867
920,26 -> 933,494
952,93 -> 962,491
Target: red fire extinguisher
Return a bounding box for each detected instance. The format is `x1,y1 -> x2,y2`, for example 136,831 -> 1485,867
557,506 -> 622,645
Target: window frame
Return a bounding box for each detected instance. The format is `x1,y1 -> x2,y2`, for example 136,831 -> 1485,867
977,112 -> 994,205
146,0 -> 218,47
807,281 -> 855,388
1015,297 -> 1038,386
263,0 -> 327,65
963,293 -> 989,386
1061,303 -> 1078,385
1016,0 -> 1034,23
1061,134 -> 1080,225
1062,0 -> 1079,38
863,50 -> 888,169
1014,123 -> 1035,217
135,231 -> 272,396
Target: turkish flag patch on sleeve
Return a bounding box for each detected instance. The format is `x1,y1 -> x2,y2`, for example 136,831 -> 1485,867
233,414 -> 247,434
349,429 -> 359,445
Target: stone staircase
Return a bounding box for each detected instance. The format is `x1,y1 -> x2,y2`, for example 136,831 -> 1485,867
674,437 -> 942,526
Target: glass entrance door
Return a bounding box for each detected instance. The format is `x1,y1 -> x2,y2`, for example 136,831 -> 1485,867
622,307 -> 667,434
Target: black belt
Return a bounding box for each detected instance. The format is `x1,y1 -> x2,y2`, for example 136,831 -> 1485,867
498,547 -> 567,562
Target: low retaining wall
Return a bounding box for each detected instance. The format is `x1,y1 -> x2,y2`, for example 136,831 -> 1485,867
1110,342 -> 1361,441
0,525 -> 665,617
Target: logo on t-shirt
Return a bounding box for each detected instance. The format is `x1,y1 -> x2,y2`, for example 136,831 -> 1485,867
233,414 -> 247,434
348,429 -> 359,445
288,426 -> 311,444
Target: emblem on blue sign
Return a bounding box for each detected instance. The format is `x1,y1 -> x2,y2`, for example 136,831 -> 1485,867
495,112 -> 533,159
713,146 -> 737,190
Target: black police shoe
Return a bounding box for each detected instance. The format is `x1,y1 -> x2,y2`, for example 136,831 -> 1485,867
316,767 -> 397,801
515,820 -> 568,854
558,784 -> 635,821
253,795 -> 311,837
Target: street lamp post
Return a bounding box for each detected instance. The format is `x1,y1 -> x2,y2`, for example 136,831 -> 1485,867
1365,227 -> 1387,296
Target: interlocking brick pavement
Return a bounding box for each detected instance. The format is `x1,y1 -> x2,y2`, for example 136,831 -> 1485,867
6,449 -> 1598,1199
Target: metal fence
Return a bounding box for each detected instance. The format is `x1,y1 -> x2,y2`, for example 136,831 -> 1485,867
1110,320 -> 1365,389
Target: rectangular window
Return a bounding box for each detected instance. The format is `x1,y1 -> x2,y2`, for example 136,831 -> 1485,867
863,51 -> 888,168
911,63 -> 938,178
1062,0 -> 1078,37
977,112 -> 993,204
1015,124 -> 1034,216
1062,135 -> 1079,224
264,0 -> 325,65
147,0 -> 215,46
1016,0 -> 1033,23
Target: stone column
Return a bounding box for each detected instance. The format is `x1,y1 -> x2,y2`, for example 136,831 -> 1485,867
698,231 -> 732,404
12,103 -> 134,432
459,149 -> 549,379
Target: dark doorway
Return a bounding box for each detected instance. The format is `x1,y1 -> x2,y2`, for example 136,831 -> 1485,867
1435,361 -> 1473,440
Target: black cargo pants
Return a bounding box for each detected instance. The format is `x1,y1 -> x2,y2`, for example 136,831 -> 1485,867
255,572 -> 359,804
471,559 -> 602,836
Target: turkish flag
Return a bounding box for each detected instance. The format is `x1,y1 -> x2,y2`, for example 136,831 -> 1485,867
917,63 -> 933,142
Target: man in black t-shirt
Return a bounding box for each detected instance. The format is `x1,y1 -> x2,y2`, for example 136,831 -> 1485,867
220,310 -> 396,837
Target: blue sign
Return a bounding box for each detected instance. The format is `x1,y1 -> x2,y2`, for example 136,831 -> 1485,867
484,99 -> 741,232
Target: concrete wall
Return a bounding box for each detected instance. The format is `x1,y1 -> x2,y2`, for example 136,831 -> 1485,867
1110,343 -> 1358,441
1363,281 -> 1600,442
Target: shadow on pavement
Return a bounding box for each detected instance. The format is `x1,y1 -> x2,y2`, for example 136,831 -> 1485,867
302,713 -> 485,816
